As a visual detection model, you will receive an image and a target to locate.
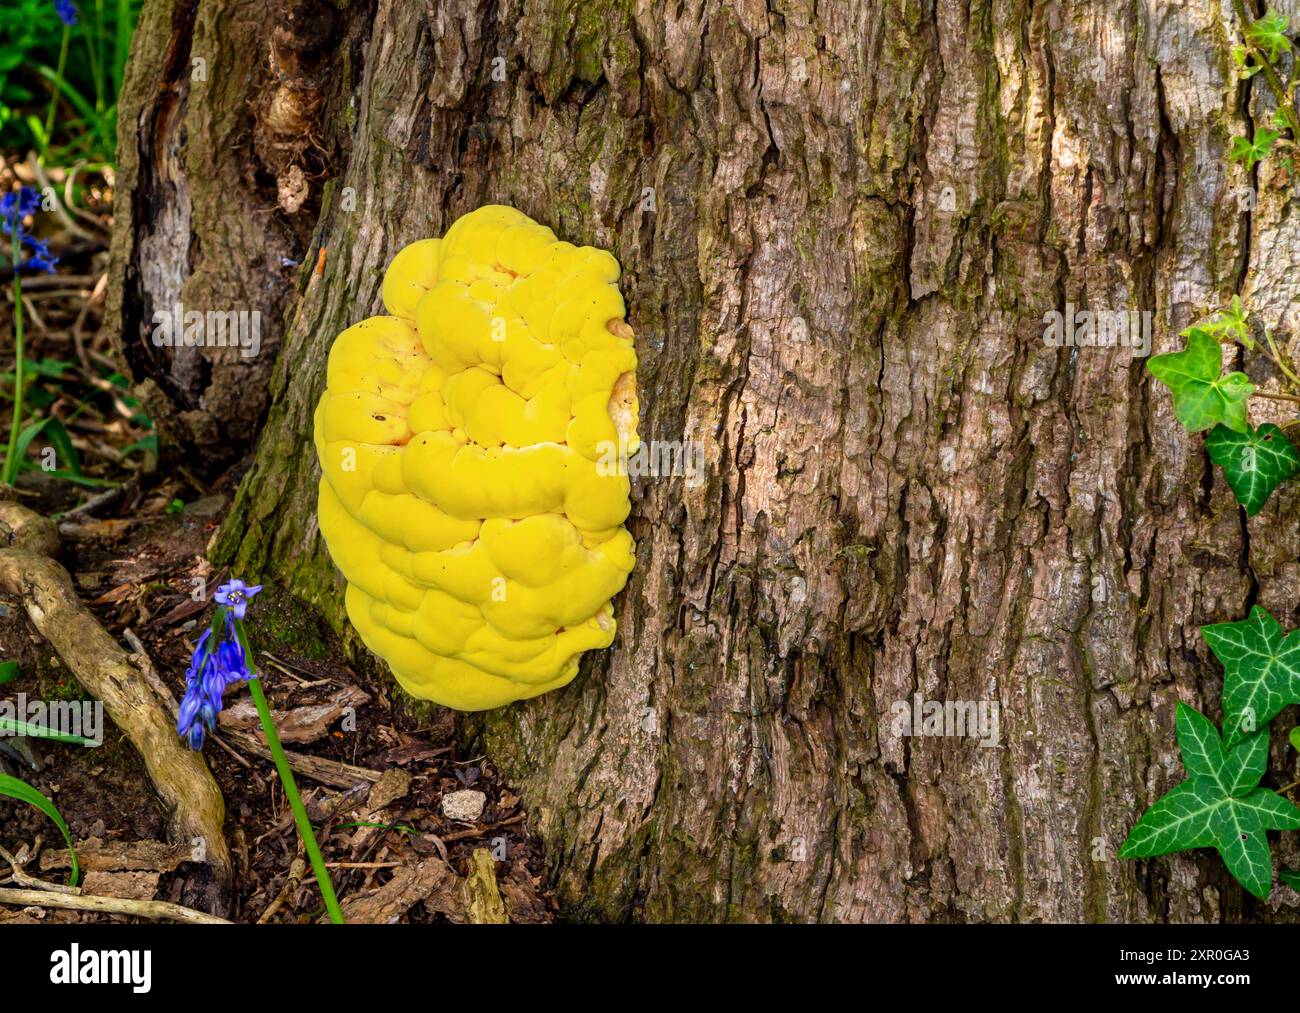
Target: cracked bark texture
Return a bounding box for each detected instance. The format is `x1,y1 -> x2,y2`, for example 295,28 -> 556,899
110,0 -> 1300,921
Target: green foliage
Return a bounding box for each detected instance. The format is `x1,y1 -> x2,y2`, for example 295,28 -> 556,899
0,661 -> 17,686
1120,705 -> 1300,899
1228,10 -> 1300,166
1203,607 -> 1300,748
1247,11 -> 1293,62
1196,295 -> 1252,349
0,0 -> 142,162
1130,286 -> 1300,899
0,772 -> 79,884
1,357 -> 144,489
1205,423 -> 1300,515
14,416 -> 80,475
1229,129 -> 1282,171
1145,301 -> 1300,515
1146,328 -> 1253,434
0,717 -> 96,745
1232,44 -> 1263,79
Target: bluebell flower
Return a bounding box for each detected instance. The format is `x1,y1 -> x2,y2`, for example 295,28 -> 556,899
53,0 -> 77,27
177,629 -> 218,750
178,582 -> 261,750
214,632 -> 250,685
2,186 -> 57,275
22,234 -> 57,272
213,578 -> 263,619
0,187 -> 39,225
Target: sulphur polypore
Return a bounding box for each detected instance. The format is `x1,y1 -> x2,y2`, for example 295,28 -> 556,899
314,206 -> 639,710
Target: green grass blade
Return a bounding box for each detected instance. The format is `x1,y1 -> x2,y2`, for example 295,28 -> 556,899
31,471 -> 119,489
0,772 -> 79,884
113,0 -> 133,92
39,418 -> 82,476
0,718 -> 96,746
35,65 -> 98,126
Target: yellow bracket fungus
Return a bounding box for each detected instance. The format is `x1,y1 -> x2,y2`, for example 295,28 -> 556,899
314,206 -> 639,710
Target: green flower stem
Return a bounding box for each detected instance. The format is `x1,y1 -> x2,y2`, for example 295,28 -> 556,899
3,227 -> 26,487
1253,389 -> 1300,403
94,0 -> 106,112
1262,330 -> 1300,390
80,14 -> 104,120
41,27 -> 72,160
229,613 -> 345,924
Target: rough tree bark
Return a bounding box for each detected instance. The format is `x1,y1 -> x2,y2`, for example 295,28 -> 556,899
106,0 -> 1300,922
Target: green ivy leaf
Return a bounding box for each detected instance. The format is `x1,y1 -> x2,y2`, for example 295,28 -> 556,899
1205,423 -> 1300,515
1173,704 -> 1267,796
1229,129 -> 1282,170
1188,296 -> 1252,350
1281,868 -> 1300,891
1119,703 -> 1299,899
1247,12 -> 1293,62
1203,606 -> 1300,747
1147,328 -> 1254,433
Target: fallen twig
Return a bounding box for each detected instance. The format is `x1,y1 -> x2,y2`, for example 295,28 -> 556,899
438,812 -> 526,844
26,157 -> 99,243
2,273 -> 99,290
257,856 -> 306,924
222,727 -> 383,789
326,861 -> 401,870
61,476 -> 130,520
62,162 -> 113,236
0,887 -> 230,924
0,844 -> 76,895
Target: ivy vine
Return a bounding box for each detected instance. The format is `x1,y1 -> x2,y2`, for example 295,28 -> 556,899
1122,10 -> 1300,901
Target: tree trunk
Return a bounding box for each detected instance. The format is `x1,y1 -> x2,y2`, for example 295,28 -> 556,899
108,0 -> 1300,922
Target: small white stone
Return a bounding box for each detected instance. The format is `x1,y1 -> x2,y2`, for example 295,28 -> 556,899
442,789 -> 487,823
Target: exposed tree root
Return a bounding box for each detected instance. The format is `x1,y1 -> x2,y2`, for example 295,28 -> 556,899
0,500 -> 233,917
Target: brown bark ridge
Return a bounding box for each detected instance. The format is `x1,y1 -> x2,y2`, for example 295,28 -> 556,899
108,0 -> 1300,921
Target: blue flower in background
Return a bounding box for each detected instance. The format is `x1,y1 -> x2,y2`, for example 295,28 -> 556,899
1,187 -> 39,225
2,186 -> 58,275
53,0 -> 78,27
21,235 -> 57,273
